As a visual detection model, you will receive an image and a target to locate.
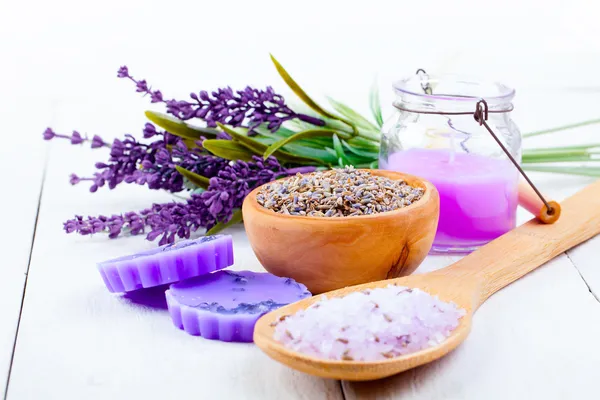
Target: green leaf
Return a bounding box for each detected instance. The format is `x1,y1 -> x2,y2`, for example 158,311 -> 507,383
174,166 -> 210,190
522,165 -> 600,177
341,139 -> 379,159
522,145 -> 599,163
217,123 -> 325,165
202,140 -> 256,162
346,136 -> 380,151
217,123 -> 268,153
523,144 -> 600,154
269,54 -> 358,136
369,80 -> 384,128
332,134 -> 350,166
254,126 -> 333,148
206,209 -> 243,235
263,129 -> 337,159
270,55 -> 340,120
327,97 -> 380,132
523,118 -> 600,138
522,155 -> 594,163
145,111 -> 218,140
277,143 -> 339,164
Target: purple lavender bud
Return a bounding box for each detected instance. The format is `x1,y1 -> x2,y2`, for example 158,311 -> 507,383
43,127 -> 55,140
110,140 -> 125,157
155,148 -> 171,164
70,131 -> 84,145
64,220 -> 78,233
117,67 -> 325,132
136,79 -> 149,93
62,155 -> 302,243
108,224 -> 122,239
69,174 -> 81,185
117,66 -> 130,78
141,160 -> 154,169
151,90 -> 163,103
143,123 -> 158,138
91,135 -> 105,148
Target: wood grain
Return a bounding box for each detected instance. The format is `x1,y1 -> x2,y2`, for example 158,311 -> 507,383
0,103 -> 49,397
6,147 -> 344,400
446,178 -> 600,306
517,180 -> 561,224
242,170 -> 440,294
343,255 -> 600,400
566,235 -> 600,301
253,178 -> 600,381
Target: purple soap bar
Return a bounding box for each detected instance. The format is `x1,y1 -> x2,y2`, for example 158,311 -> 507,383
165,270 -> 311,342
97,235 -> 234,293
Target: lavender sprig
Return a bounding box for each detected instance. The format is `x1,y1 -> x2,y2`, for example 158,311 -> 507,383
117,66 -> 325,133
64,156 -> 316,244
44,124 -> 227,193
43,128 -> 108,148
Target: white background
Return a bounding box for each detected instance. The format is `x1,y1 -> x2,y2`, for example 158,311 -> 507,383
1,1 -> 600,399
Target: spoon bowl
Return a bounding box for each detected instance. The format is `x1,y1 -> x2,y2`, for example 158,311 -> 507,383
254,179 -> 600,381
254,273 -> 475,380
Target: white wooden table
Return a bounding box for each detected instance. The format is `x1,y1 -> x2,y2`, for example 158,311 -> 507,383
2,1 -> 600,398
1,89 -> 599,400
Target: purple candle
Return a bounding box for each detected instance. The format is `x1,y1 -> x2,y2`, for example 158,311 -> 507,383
166,270 -> 311,342
383,148 -> 518,253
97,235 -> 234,293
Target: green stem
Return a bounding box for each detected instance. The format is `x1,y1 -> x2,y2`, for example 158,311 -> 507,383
524,144 -> 600,154
523,155 -> 594,163
357,131 -> 381,142
523,118 -> 600,138
523,165 -> 600,177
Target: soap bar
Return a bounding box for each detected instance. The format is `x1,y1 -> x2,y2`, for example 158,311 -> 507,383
165,270 -> 311,342
97,235 -> 234,293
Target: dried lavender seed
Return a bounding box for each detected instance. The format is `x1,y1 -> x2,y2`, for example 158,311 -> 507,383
256,167 -> 424,217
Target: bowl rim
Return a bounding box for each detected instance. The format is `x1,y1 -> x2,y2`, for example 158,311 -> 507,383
242,169 -> 438,223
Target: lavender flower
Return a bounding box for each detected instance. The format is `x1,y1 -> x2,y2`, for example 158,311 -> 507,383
43,128 -> 109,149
63,156 -> 316,244
118,66 -> 325,133
43,124 -> 227,193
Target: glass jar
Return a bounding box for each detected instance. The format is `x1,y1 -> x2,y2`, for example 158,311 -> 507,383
379,73 -> 522,254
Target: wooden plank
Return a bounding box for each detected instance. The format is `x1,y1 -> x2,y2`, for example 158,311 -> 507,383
5,147 -> 344,400
342,254 -> 600,400
0,102 -> 48,396
567,236 -> 600,301
341,159 -> 600,398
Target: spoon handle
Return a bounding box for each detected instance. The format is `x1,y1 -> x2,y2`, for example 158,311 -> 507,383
443,179 -> 600,308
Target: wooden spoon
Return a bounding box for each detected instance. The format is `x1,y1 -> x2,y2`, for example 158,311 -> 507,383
253,179 -> 600,381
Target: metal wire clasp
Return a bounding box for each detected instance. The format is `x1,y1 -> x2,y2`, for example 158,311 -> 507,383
472,99 -> 555,215
416,68 -> 432,95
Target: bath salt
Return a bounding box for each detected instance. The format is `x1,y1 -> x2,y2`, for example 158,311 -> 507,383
97,235 -> 233,293
166,270 -> 311,342
272,285 -> 465,361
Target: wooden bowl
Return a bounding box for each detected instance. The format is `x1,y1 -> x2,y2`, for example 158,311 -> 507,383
241,170 -> 439,294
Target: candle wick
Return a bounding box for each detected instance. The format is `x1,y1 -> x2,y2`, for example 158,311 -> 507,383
449,131 -> 456,163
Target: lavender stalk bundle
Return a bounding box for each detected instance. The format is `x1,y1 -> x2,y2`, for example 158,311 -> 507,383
63,156 -> 309,245
44,55 -> 600,245
117,66 -> 324,133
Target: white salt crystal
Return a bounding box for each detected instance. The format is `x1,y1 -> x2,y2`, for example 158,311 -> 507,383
272,284 -> 466,362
